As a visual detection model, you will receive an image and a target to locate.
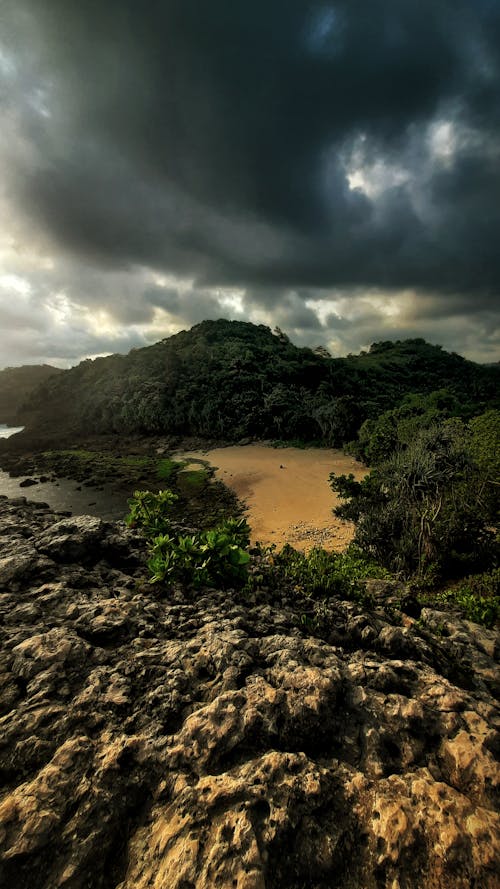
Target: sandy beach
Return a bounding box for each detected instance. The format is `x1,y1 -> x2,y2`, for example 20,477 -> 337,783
178,444 -> 367,551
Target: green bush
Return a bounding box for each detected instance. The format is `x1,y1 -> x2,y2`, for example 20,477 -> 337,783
126,490 -> 251,589
353,390 -> 462,465
420,569 -> 500,627
249,542 -> 387,601
125,489 -> 178,537
148,518 -> 250,588
331,422 -> 497,579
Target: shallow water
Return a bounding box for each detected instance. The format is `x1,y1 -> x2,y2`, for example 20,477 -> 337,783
0,469 -> 128,522
177,444 -> 366,551
0,424 -> 24,439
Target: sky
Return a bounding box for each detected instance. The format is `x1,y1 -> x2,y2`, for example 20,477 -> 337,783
0,0 -> 499,368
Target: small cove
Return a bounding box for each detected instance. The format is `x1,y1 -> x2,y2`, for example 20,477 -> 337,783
0,432 -> 367,542
177,444 -> 367,551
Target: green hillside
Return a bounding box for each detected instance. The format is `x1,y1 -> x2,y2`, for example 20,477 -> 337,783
15,320 -> 500,444
0,364 -> 63,425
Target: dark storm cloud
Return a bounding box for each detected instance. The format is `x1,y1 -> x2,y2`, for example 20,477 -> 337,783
244,288 -> 323,332
143,284 -> 239,327
1,0 -> 499,295
0,0 -> 499,369
144,288 -> 181,316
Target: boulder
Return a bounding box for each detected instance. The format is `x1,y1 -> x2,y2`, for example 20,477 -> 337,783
35,515 -> 107,563
19,478 -> 38,488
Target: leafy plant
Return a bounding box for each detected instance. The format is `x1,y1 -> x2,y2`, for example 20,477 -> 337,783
216,516 -> 251,548
247,541 -> 387,601
125,489 -> 178,537
148,521 -> 250,588
126,490 -> 251,589
420,569 -> 500,627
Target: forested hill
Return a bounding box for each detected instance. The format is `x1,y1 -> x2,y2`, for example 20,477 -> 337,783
11,320 -> 500,444
0,364 -> 63,424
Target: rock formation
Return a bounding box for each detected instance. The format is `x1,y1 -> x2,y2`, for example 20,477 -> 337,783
0,495 -> 498,888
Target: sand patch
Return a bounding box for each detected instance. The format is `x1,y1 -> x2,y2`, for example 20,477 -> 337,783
177,444 -> 367,551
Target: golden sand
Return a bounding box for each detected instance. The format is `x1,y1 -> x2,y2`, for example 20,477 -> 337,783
177,444 -> 366,551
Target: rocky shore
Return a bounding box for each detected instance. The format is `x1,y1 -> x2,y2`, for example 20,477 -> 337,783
0,440 -> 241,533
0,495 -> 499,888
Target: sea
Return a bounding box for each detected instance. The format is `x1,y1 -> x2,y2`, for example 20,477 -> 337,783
0,423 -> 127,521
0,424 -> 24,438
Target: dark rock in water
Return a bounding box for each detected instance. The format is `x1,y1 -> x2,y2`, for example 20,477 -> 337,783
0,496 -> 498,889
19,477 -> 38,488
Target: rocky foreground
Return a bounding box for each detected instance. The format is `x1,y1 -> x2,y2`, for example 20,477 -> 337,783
0,496 -> 499,889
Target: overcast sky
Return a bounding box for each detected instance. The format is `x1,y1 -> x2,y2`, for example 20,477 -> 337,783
0,1 -> 499,367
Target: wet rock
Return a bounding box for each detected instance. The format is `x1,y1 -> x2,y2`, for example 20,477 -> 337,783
19,478 -> 38,488
0,496 -> 498,889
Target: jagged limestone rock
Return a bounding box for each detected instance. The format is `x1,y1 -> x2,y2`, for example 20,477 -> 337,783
0,496 -> 498,888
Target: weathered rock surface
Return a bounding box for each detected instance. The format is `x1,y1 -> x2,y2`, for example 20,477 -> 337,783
0,495 -> 498,888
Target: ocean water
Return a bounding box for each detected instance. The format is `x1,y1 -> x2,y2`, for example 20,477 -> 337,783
0,422 -> 129,520
0,469 -> 129,521
0,424 -> 24,438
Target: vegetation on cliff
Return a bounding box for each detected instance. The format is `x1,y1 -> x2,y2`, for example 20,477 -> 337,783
0,364 -> 63,425
330,409 -> 499,621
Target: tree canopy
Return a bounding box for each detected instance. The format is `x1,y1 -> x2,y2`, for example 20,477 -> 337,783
13,320 -> 500,444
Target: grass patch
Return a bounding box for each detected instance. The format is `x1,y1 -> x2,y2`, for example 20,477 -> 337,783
42,449 -> 181,478
157,457 -> 184,480
43,448 -> 96,462
38,449 -> 189,491
418,568 -> 500,627
121,455 -> 150,467
177,467 -> 210,493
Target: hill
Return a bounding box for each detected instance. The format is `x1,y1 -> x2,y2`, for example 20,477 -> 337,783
11,320 -> 500,444
0,364 -> 63,425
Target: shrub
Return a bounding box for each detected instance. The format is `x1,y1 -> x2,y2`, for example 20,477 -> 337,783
148,519 -> 250,588
125,489 -> 178,537
420,568 -> 500,627
248,541 -> 387,601
126,490 -> 251,589
331,422 -> 496,579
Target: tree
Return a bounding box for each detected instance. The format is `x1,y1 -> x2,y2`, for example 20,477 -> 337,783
468,409 -> 500,522
331,421 -> 496,579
